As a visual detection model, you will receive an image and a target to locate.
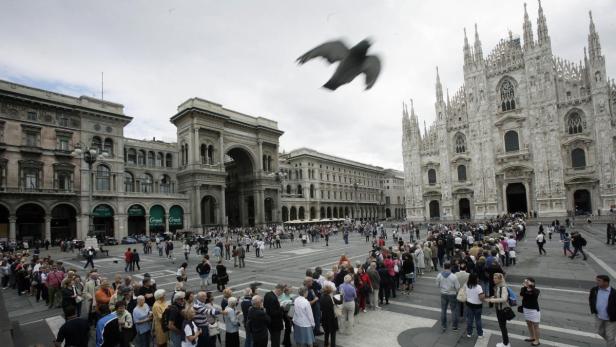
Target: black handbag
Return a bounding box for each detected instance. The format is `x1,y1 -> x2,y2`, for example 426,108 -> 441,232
502,307 -> 516,320
517,306 -> 523,313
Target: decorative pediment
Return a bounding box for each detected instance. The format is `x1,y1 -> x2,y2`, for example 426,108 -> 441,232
451,154 -> 470,164
452,187 -> 474,195
494,113 -> 526,127
564,176 -> 598,185
561,134 -> 593,146
422,160 -> 440,168
422,190 -> 441,198
498,164 -> 533,179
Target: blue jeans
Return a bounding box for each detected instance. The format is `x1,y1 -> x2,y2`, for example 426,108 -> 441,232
135,331 -> 151,347
465,305 -> 483,336
170,330 -> 182,347
243,331 -> 253,347
440,294 -> 458,329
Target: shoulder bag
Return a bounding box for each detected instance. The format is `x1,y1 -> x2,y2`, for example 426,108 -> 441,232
456,285 -> 467,303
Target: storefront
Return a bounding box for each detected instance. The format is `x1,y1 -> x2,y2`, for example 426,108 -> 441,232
169,205 -> 184,233
92,204 -> 114,237
149,205 -> 165,235
127,204 -> 146,236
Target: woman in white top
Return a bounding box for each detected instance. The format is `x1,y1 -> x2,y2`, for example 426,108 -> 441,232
182,307 -> 201,347
464,273 -> 485,338
292,287 -> 315,347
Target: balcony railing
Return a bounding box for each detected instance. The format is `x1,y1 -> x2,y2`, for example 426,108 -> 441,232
0,187 -> 77,194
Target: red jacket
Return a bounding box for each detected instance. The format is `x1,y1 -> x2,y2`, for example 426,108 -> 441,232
124,251 -> 133,262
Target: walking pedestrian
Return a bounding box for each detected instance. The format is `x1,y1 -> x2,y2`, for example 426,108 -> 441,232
183,241 -> 191,261
536,232 -> 547,255
589,274 -> 616,347
292,288 -> 315,347
196,257 -> 211,290
124,248 -> 133,272
570,232 -> 588,260
84,247 -> 95,269
520,278 -> 541,346
485,273 -> 512,347
239,245 -> 246,268
436,262 -> 460,332
132,249 -> 141,271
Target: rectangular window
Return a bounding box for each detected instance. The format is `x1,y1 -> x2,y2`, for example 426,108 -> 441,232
59,117 -> 69,127
57,173 -> 71,191
25,132 -> 39,147
27,111 -> 37,121
57,137 -> 70,151
24,168 -> 39,190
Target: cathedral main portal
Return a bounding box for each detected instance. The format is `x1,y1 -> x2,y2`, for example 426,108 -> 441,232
506,183 -> 528,213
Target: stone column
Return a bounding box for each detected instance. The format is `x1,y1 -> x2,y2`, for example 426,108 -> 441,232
523,181 -> 531,214
118,216 -> 126,239
45,216 -> 52,241
9,216 -> 16,241
81,214 -> 89,239
502,183 -> 508,213
220,186 -> 227,226
256,189 -> 265,225
257,140 -> 263,171
75,217 -> 81,239
192,127 -> 200,165
165,212 -> 169,233
145,213 -> 150,235
219,132 -> 225,168
194,185 -> 201,228
114,216 -> 120,238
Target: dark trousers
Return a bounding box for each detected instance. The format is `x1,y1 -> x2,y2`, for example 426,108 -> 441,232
84,258 -> 95,269
268,329 -> 281,347
132,260 -> 140,270
282,316 -> 292,347
225,332 -> 240,347
324,327 -> 336,347
496,309 -> 509,345
253,338 -> 268,347
571,246 -> 587,260
538,242 -> 546,255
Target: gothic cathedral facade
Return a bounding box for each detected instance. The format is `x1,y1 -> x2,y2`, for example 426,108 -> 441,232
402,1 -> 616,221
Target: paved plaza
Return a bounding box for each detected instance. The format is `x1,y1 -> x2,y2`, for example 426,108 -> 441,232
3,222 -> 613,347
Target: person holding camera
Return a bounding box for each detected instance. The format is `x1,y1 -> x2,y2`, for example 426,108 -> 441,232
520,278 -> 541,346
484,273 -> 512,347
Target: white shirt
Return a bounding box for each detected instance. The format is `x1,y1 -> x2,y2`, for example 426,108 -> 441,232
536,234 -> 545,243
182,321 -> 199,347
292,296 -> 315,328
507,238 -> 517,249
466,284 -> 484,305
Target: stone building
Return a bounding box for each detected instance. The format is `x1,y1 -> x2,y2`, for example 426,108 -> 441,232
383,169 -> 406,219
279,148 -> 386,221
402,2 -> 616,221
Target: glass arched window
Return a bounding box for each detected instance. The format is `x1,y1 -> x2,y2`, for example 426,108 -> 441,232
103,138 -> 113,155
207,145 -> 214,164
286,184 -> 291,195
500,79 -> 516,111
297,185 -> 303,196
571,148 -> 586,168
455,133 -> 466,153
127,149 -> 136,164
200,144 -> 207,164
457,165 -> 467,181
165,153 -> 173,167
91,136 -> 102,153
96,165 -> 111,191
156,152 -> 163,167
147,151 -> 155,167
137,150 -> 146,166
141,173 -> 153,193
124,171 -> 134,192
504,130 -> 520,152
567,112 -> 584,134
427,169 -> 437,185
160,174 -> 171,193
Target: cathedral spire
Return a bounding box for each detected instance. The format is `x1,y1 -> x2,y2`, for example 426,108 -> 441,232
523,3 -> 534,49
537,0 -> 550,46
473,23 -> 483,62
588,11 -> 602,61
435,66 -> 443,103
463,28 -> 472,66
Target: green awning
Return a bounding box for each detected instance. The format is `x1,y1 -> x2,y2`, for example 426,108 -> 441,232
128,205 -> 145,217
149,205 -> 165,226
93,205 -> 113,217
169,205 -> 184,227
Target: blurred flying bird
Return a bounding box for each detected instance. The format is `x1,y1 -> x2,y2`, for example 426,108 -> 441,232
296,38 -> 381,90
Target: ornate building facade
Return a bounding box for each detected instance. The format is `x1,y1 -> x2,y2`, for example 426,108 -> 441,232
402,2 -> 616,221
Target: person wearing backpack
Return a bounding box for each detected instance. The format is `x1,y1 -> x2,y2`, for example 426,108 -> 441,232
181,307 -> 201,347
570,232 -> 588,261
485,272 -> 513,347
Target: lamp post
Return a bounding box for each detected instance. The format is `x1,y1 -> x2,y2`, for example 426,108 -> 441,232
72,145 -> 108,238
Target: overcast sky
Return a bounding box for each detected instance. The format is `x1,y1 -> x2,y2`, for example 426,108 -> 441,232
1,0 -> 615,171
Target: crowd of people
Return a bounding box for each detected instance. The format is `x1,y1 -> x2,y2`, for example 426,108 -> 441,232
1,214 -> 616,347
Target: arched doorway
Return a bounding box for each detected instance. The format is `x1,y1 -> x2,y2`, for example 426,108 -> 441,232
201,196 -> 217,225
149,205 -> 166,235
281,206 -> 289,222
264,198 -> 274,223
573,189 -> 592,215
310,207 -> 316,220
17,203 -> 45,241
320,207 -> 325,219
333,207 -> 338,218
386,208 -> 391,218
506,183 -> 528,213
459,198 -> 471,219
127,204 -> 146,236
92,204 -> 114,238
225,147 -> 255,226
298,206 -> 305,220
0,204 -> 8,240
429,200 -> 440,219
326,207 -> 332,218
344,207 -> 349,218
290,206 -> 297,220
51,204 -> 77,240
169,205 -> 184,233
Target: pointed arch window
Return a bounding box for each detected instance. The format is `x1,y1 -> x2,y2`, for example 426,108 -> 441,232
500,79 -> 516,111
571,148 -> 586,168
455,133 -> 466,153
427,169 -> 437,185
457,165 -> 467,182
567,112 -> 584,134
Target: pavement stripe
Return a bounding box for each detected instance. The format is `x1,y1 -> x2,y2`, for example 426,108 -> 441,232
45,315 -> 65,339
387,300 -> 602,340
587,250 -> 616,279
483,329 -> 582,347
473,332 -> 491,347
421,276 -> 588,295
